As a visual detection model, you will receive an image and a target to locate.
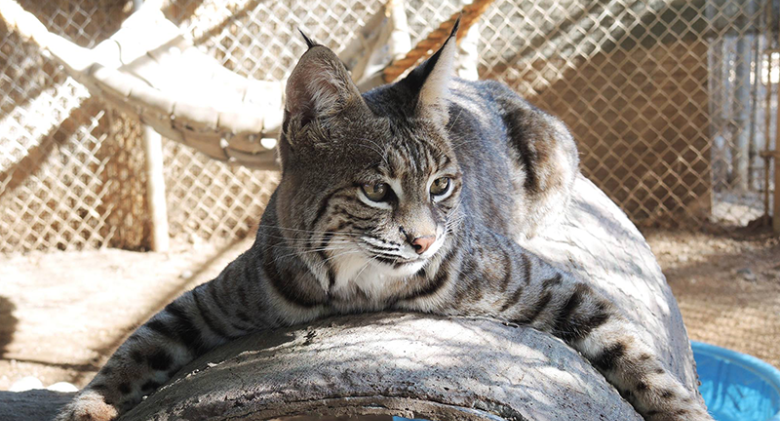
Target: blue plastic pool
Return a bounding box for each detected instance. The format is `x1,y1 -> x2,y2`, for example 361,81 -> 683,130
693,341 -> 780,421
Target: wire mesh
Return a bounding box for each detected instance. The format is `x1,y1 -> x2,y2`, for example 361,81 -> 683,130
0,0 -> 149,252
477,0 -> 774,228
0,0 -> 777,253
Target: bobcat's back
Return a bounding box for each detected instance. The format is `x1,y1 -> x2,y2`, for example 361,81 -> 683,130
430,78 -> 579,238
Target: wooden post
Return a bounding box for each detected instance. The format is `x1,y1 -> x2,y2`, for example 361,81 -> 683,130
774,149 -> 780,234
775,68 -> 780,234
748,31 -> 761,190
763,0 -> 772,221
134,0 -> 170,251
773,14 -> 780,235
142,125 -> 170,251
733,36 -> 751,190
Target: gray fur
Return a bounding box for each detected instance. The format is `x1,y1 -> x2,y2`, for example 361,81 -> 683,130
56,31 -> 711,421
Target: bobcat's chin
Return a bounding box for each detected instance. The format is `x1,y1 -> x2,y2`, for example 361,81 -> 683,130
327,232 -> 446,299
359,230 -> 447,279
332,254 -> 427,299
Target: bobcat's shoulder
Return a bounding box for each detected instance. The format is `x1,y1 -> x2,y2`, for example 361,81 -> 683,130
441,78 -> 580,238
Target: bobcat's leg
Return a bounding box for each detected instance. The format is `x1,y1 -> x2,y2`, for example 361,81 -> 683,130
499,236 -> 710,420
427,231 -> 712,421
56,247 -> 326,421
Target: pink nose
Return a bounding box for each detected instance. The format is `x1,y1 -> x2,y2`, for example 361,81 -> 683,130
411,235 -> 436,254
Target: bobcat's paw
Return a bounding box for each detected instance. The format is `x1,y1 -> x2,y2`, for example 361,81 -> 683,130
56,389 -> 119,421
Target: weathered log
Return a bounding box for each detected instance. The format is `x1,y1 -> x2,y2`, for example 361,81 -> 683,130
111,176 -> 700,421
123,313 -> 644,421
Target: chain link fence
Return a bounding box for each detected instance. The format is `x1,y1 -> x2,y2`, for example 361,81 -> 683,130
0,0 -> 149,251
477,0 -> 775,228
1,0 -> 777,253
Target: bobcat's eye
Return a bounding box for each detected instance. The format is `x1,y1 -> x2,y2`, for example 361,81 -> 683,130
430,177 -> 451,196
362,182 -> 390,202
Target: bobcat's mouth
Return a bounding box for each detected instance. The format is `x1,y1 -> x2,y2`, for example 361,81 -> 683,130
357,227 -> 446,265
373,255 -> 422,268
371,255 -> 428,278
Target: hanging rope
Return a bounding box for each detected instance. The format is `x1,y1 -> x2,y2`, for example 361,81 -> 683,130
382,0 -> 495,83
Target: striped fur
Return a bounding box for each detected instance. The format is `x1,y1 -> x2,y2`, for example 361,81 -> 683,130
56,28 -> 711,421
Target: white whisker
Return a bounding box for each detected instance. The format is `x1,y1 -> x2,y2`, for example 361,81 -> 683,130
274,245 -> 351,262
313,249 -> 364,273
256,224 -> 361,236
353,254 -> 376,280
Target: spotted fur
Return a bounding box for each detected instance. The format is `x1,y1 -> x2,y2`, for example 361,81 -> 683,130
56,24 -> 711,421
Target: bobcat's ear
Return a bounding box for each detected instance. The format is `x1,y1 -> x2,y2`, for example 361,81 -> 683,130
399,17 -> 460,123
284,42 -> 364,129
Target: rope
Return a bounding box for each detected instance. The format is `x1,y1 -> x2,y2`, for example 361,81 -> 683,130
382,0 -> 495,83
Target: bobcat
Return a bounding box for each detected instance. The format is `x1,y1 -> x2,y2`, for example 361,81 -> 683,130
57,22 -> 712,421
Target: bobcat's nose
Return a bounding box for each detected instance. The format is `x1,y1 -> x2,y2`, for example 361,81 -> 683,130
411,235 -> 436,254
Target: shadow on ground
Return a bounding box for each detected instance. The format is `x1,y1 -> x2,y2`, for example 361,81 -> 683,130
0,296 -> 18,359
0,389 -> 74,421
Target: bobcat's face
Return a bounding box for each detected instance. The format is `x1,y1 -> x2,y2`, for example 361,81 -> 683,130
277,102 -> 463,288
325,122 -> 461,284
275,36 -> 462,294
351,123 -> 461,270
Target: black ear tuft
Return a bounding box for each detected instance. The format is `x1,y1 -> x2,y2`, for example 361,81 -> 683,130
397,16 -> 460,122
451,15 -> 461,38
298,29 -> 317,49
405,15 -> 461,90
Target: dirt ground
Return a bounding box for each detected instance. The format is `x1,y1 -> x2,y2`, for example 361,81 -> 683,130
0,229 -> 778,391
645,227 -> 780,368
0,238 -> 253,391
